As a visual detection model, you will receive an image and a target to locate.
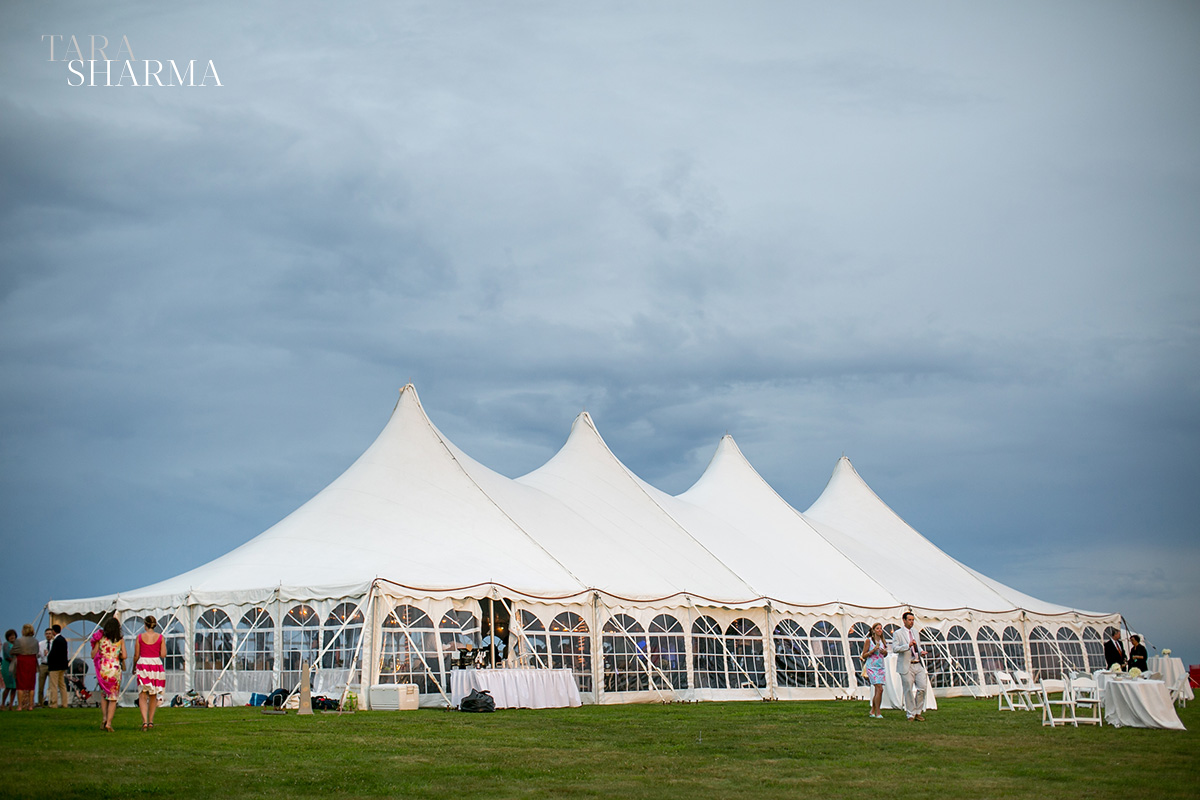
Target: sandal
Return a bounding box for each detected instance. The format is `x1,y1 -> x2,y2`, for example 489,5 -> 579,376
142,723 -> 150,731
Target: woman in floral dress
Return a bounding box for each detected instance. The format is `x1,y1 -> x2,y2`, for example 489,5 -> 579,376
90,618 -> 126,732
861,622 -> 889,719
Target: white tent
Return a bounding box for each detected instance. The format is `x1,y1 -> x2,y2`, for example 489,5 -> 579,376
49,385 -> 1118,706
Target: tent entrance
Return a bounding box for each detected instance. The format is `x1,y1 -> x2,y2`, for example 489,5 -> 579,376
479,598 -> 511,666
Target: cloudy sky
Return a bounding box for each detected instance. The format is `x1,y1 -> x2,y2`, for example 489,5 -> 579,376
2,3 -> 1198,666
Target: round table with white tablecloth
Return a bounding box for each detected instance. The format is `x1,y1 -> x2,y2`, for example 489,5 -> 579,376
1101,677 -> 1186,730
1147,656 -> 1193,701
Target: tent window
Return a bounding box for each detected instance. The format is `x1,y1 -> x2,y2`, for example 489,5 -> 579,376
440,610 -> 481,673
848,622 -> 873,676
549,612 -> 591,693
977,626 -> 1006,678
236,608 -> 274,695
809,621 -> 848,688
1082,626 -> 1106,672
602,614 -> 648,693
195,610 -> 234,693
322,603 -> 364,671
921,627 -> 954,689
281,604 -> 320,692
648,614 -> 686,690
945,625 -> 980,686
158,614 -> 187,693
378,605 -> 438,693
725,618 -> 766,689
773,619 -> 814,688
691,615 -> 727,689
1028,626 -> 1059,681
1055,627 -> 1086,673
122,616 -> 145,668
512,610 -> 546,668
1001,626 -> 1026,674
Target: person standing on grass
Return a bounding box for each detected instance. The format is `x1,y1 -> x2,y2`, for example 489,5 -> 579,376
1104,629 -> 1127,670
46,624 -> 68,708
37,628 -> 53,707
133,616 -> 166,730
91,618 -> 125,732
861,622 -> 888,719
12,624 -> 41,711
1127,635 -> 1148,672
890,611 -> 927,721
1,629 -> 16,710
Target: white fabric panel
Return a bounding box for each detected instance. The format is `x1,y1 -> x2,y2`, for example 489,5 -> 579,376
672,436 -> 898,608
508,413 -> 759,602
804,458 -> 1027,612
450,668 -> 582,709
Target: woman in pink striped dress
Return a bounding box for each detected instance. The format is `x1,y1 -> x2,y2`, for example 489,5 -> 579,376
133,616 -> 166,730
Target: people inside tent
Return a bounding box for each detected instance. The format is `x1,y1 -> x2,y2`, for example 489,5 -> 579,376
1104,628 -> 1127,670
1127,635 -> 1148,673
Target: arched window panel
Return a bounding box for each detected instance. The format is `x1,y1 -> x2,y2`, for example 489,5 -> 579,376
378,605 -> 438,693
549,612 -> 591,693
647,614 -> 686,690
773,619 -> 815,688
1082,626 -> 1106,672
194,609 -> 234,693
602,614 -> 648,692
281,604 -> 321,692
944,625 -> 980,686
849,622 -> 873,673
1028,626 -> 1060,682
691,615 -> 727,690
439,610 -> 480,650
1055,627 -> 1086,673
512,610 -> 546,668
921,627 -> 953,689
809,621 -> 849,689
122,615 -> 145,666
725,618 -> 766,689
157,614 -> 187,693
322,602 -> 364,671
235,608 -> 274,694
1001,626 -> 1027,674
977,626 -> 1006,679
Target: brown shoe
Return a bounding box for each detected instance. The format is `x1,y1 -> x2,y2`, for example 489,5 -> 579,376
914,714 -> 925,721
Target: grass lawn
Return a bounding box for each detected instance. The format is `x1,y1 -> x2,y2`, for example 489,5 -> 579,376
4,697 -> 1197,799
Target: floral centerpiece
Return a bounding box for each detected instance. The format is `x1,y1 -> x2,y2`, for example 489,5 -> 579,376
1110,664 -> 1123,673
1128,667 -> 1142,678
1162,649 -> 1172,656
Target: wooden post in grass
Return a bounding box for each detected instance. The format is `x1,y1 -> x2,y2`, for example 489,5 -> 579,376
298,661 -> 313,715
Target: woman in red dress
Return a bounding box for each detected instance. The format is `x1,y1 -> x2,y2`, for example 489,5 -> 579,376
13,624 -> 41,711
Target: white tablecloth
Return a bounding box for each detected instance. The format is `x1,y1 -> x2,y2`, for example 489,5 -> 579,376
879,653 -> 937,713
450,668 -> 582,710
1147,657 -> 1194,701
1102,679 -> 1186,730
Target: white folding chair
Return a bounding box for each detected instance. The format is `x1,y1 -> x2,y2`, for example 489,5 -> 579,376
1038,681 -> 1077,727
1170,675 -> 1189,708
1013,670 -> 1043,710
1066,673 -> 1102,725
995,671 -> 1027,711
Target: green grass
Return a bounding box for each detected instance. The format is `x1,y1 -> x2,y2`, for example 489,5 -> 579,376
5,698 -> 1197,799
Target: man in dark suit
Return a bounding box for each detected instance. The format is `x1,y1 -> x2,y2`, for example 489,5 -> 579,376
46,624 -> 69,708
1103,629 -> 1127,670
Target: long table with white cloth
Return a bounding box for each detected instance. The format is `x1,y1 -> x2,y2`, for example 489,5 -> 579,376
879,653 -> 937,713
1147,656 -> 1194,701
451,668 -> 582,710
1099,676 -> 1185,730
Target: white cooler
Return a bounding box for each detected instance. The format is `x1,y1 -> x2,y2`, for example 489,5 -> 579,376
369,683 -> 420,710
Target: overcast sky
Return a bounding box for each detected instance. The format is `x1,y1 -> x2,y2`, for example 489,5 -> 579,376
2,2 -> 1198,667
